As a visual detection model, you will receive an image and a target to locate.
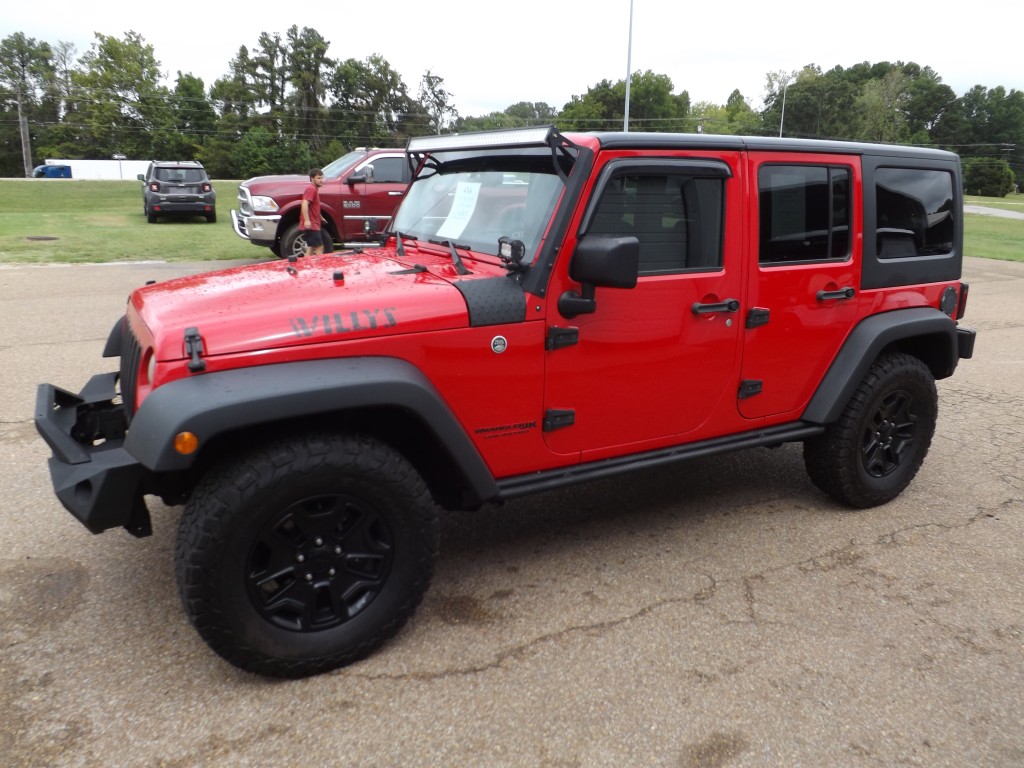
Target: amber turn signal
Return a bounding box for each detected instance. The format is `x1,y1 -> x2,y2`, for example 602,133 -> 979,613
174,432 -> 199,455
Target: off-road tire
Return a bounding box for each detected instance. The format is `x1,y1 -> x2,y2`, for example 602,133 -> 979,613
804,352 -> 937,508
174,432 -> 439,678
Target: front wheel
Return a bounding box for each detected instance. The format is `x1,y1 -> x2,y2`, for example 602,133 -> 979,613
174,433 -> 440,677
804,352 -> 937,508
278,223 -> 307,259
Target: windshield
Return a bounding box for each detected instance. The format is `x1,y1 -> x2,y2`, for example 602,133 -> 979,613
321,150 -> 369,179
392,153 -> 565,264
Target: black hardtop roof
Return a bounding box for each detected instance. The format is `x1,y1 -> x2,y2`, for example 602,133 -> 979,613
581,131 -> 959,161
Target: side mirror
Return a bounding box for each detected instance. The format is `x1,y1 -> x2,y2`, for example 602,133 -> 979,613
137,174 -> 145,182
347,164 -> 374,185
558,234 -> 640,318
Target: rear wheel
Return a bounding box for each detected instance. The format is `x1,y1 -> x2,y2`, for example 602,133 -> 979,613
206,210 -> 217,223
175,433 -> 439,678
147,210 -> 158,223
804,352 -> 937,508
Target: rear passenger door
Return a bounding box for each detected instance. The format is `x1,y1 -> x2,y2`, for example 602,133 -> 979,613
739,153 -> 862,420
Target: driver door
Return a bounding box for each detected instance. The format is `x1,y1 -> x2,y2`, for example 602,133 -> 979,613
542,154 -> 745,459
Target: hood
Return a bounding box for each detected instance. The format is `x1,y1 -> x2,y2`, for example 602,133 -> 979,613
133,248 -> 500,362
241,174 -> 309,192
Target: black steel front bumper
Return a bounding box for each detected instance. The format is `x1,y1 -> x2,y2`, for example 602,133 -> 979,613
35,373 -> 151,536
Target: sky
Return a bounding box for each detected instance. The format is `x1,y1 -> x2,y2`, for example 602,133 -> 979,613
4,0 -> 1021,119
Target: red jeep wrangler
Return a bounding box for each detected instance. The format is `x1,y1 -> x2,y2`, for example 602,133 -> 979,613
37,126 -> 976,677
230,147 -> 408,258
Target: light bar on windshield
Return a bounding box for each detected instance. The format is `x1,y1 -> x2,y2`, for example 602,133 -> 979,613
407,126 -> 557,154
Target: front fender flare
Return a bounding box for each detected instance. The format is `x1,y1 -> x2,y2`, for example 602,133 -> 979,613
125,357 -> 498,503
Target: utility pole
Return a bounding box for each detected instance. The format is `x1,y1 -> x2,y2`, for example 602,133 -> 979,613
15,83 -> 33,177
623,0 -> 634,132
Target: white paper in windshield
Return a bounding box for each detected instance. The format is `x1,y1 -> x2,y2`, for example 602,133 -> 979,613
436,182 -> 481,239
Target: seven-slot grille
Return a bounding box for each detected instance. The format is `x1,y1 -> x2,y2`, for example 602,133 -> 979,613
118,321 -> 143,424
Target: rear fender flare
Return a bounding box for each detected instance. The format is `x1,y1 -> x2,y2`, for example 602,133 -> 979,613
802,307 -> 958,425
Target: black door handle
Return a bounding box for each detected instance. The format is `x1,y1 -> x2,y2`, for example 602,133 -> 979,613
692,299 -> 740,315
816,287 -> 856,302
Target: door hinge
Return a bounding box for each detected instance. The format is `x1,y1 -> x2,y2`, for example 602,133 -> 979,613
546,326 -> 579,350
746,307 -> 770,329
738,379 -> 762,399
543,409 -> 575,431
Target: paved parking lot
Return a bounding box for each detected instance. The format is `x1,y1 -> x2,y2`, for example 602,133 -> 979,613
1,256 -> 1021,767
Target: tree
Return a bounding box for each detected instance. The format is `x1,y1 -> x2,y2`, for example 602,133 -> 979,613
72,31 -> 170,159
0,32 -> 53,175
855,69 -> 910,143
328,55 -> 418,147
230,125 -> 311,177
963,157 -> 1015,197
157,73 -> 217,160
559,70 -> 688,132
902,64 -> 956,139
418,69 -> 458,134
454,101 -> 558,132
250,33 -> 288,116
285,25 -> 332,151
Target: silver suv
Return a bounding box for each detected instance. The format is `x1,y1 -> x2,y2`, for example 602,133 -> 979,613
138,160 -> 216,224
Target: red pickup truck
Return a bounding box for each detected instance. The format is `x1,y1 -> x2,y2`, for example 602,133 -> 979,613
230,148 -> 408,258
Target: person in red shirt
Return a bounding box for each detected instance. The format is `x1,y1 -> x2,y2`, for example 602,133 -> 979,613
300,168 -> 326,256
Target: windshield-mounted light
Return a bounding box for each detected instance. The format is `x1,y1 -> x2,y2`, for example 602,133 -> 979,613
498,236 -> 526,264
250,196 -> 280,213
407,126 -> 557,154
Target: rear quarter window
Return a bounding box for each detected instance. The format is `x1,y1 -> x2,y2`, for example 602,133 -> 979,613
861,155 -> 963,289
875,168 -> 955,259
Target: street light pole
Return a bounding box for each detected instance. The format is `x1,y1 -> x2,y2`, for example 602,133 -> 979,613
779,78 -> 790,138
623,0 -> 634,132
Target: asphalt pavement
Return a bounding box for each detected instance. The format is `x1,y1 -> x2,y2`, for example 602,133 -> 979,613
1,255 -> 1022,767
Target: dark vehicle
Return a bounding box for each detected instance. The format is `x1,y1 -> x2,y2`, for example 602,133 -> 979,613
32,164 -> 72,178
231,148 -> 408,258
37,126 -> 976,678
139,161 -> 216,223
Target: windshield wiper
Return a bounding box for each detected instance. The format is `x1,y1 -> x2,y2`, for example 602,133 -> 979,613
429,239 -> 470,275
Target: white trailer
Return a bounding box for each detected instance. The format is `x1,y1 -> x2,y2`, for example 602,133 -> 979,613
43,158 -> 152,180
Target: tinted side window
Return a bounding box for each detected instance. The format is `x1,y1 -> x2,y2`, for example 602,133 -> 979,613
758,165 -> 851,264
588,173 -> 725,275
367,156 -> 404,183
875,168 -> 954,258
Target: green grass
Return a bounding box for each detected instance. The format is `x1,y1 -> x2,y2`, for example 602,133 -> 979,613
0,179 -> 262,263
964,192 -> 1024,213
964,214 -> 1024,262
0,180 -> 1021,264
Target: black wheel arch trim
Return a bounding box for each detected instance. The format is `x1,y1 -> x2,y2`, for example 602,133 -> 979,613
802,307 -> 962,425
126,357 -> 499,505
